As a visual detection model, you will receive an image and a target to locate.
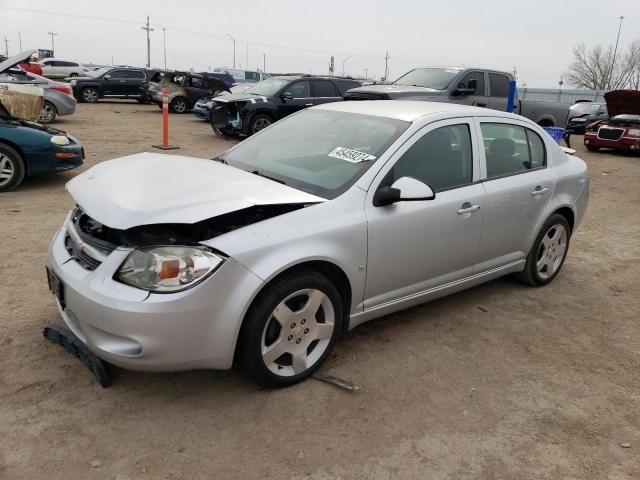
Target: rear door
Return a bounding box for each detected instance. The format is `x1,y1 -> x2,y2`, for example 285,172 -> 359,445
278,80 -> 312,118
311,79 -> 341,106
486,72 -> 511,112
124,70 -> 146,96
474,118 -> 556,272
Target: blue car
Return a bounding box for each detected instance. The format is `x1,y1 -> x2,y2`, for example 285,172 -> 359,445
0,114 -> 84,191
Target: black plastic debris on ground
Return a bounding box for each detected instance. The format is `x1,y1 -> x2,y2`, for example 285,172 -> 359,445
43,324 -> 112,388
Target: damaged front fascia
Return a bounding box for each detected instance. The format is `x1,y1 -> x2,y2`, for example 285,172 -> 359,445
72,203 -> 309,250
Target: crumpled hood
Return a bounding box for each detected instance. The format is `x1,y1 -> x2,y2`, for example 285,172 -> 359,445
66,152 -> 326,230
604,90 -> 640,117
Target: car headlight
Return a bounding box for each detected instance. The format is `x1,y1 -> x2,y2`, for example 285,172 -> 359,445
50,135 -> 70,146
628,128 -> 640,137
116,246 -> 224,292
205,101 -> 214,108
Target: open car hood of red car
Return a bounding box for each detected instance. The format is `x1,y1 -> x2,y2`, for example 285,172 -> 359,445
604,90 -> 640,118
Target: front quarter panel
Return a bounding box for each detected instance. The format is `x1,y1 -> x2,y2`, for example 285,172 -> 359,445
203,187 -> 368,316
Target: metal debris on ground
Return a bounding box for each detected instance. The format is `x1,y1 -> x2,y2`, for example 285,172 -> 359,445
312,372 -> 359,391
619,442 -> 631,448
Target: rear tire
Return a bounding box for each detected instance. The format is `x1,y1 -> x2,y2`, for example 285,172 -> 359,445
170,96 -> 188,113
239,270 -> 343,388
39,101 -> 57,124
516,214 -> 571,286
0,144 -> 26,192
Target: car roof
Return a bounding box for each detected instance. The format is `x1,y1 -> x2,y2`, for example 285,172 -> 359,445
313,100 -> 521,123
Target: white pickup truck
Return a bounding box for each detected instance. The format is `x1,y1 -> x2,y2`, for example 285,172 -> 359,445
344,67 -> 569,127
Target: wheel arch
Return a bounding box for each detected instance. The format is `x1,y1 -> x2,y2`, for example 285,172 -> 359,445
553,206 -> 575,233
0,139 -> 29,175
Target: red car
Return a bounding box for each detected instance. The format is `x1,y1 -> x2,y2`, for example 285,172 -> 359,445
584,90 -> 640,153
19,62 -> 43,76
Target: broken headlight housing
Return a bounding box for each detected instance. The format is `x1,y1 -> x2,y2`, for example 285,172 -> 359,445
116,246 -> 224,293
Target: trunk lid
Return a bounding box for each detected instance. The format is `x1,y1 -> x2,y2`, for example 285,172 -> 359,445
66,152 -> 325,230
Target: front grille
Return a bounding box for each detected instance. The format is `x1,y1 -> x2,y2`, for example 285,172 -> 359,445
597,127 -> 624,140
65,234 -> 102,270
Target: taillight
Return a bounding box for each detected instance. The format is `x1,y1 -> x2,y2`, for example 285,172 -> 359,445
51,85 -> 73,95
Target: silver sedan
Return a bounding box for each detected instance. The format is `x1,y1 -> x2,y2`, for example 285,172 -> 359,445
47,101 -> 589,387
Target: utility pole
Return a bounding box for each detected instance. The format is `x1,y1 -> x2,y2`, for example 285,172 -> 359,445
111,56 -> 114,65
3,36 -> 9,57
17,33 -> 22,52
226,34 -> 236,68
364,68 -> 368,80
162,28 -> 167,70
48,32 -> 58,55
512,66 -> 518,80
608,15 -> 625,89
141,16 -> 154,68
384,51 -> 390,81
262,53 -> 266,72
245,39 -> 248,71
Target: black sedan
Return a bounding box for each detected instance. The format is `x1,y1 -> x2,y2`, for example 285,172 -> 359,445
566,102 -> 608,134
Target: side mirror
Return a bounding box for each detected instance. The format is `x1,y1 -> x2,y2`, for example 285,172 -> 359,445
104,74 -> 111,79
281,92 -> 294,100
454,78 -> 476,96
373,177 -> 435,207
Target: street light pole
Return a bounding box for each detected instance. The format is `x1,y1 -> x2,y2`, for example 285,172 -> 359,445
226,34 -> 236,68
48,32 -> 58,55
162,28 -> 167,70
364,68 -> 368,80
608,15 -> 625,89
3,36 -> 9,57
262,53 -> 266,72
342,55 -> 352,76
17,33 -> 22,52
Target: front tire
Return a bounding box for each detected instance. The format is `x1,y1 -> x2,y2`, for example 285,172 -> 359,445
239,270 -> 343,388
516,214 -> 571,286
248,114 -> 273,135
81,87 -> 99,103
39,101 -> 57,124
0,144 -> 26,192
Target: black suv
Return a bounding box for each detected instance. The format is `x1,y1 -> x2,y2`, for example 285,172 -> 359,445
71,68 -> 159,103
208,75 -> 361,136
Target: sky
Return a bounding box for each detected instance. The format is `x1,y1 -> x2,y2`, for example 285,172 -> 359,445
1,0 -> 638,87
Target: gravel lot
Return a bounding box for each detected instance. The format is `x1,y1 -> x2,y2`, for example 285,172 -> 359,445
1,102 -> 639,479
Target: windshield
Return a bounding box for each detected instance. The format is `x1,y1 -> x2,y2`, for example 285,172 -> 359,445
222,109 -> 409,199
394,68 -> 461,89
571,103 -> 602,115
243,78 -> 290,97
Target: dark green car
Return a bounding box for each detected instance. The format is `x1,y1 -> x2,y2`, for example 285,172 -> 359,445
0,114 -> 84,192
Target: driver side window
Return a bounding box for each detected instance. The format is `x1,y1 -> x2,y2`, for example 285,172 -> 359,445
285,81 -> 310,98
389,124 -> 473,192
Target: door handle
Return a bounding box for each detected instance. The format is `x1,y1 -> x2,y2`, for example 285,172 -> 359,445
531,186 -> 549,196
304,103 -> 314,106
457,202 -> 481,215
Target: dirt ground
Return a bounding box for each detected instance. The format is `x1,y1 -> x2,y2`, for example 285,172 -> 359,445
1,102 -> 639,480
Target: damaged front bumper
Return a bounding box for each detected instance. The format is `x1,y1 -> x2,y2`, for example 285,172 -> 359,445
193,100 -> 212,121
46,211 -> 263,372
210,99 -> 244,134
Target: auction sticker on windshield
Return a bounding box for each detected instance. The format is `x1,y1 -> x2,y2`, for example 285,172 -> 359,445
328,147 -> 376,163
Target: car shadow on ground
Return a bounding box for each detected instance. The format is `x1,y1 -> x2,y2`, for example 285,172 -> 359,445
96,275 -> 524,394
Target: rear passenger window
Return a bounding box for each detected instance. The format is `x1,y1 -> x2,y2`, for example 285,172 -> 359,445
488,73 -> 510,97
313,80 -> 338,97
481,123 -> 546,178
126,70 -> 145,79
390,124 -> 473,192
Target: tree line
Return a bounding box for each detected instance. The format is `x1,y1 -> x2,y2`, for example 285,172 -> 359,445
567,40 -> 640,90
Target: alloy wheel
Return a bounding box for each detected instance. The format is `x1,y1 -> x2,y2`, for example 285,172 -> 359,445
0,154 -> 15,188
83,88 -> 98,102
39,103 -> 56,123
173,99 -> 187,113
261,288 -> 335,377
252,117 -> 271,134
536,224 -> 568,280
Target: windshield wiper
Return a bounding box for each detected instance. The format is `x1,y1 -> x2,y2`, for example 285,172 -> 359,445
251,170 -> 286,185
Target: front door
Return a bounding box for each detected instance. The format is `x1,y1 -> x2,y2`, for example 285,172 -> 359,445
278,80 -> 312,118
102,69 -> 128,95
451,70 -> 488,107
364,118 -> 485,309
474,119 -> 556,272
